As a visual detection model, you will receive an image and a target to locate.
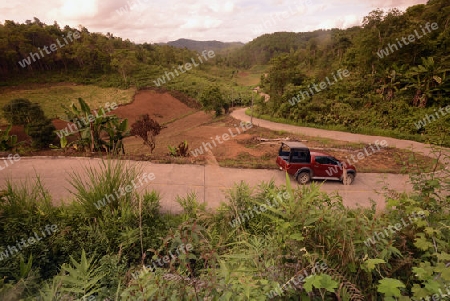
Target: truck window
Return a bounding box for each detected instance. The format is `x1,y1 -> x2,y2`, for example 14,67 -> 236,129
316,157 -> 339,165
279,144 -> 290,159
315,156 -> 327,164
291,150 -> 309,163
327,157 -> 339,165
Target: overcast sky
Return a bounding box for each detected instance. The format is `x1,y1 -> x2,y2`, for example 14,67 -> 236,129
1,0 -> 427,44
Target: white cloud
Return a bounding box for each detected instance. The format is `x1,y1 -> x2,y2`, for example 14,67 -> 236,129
180,17 -> 224,30
208,2 -> 235,13
48,0 -> 99,20
0,0 -> 428,43
318,14 -> 361,29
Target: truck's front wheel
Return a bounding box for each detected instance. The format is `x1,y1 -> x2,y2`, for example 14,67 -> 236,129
297,172 -> 311,185
342,173 -> 355,185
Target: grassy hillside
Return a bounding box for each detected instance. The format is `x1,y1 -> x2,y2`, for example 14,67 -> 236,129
0,85 -> 136,120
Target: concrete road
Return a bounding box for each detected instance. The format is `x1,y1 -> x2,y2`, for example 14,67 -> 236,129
0,156 -> 410,213
2,107 -> 446,213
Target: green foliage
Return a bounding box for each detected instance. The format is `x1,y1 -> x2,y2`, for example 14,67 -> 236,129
0,125 -> 18,151
26,117 -> 56,149
304,274 -> 339,297
0,176 -> 60,282
2,98 -> 56,149
253,0 -> 450,146
61,97 -> 129,154
1,5 -> 450,296
168,140 -> 189,157
67,160 -> 140,217
0,160 -> 173,300
176,192 -> 206,222
118,149 -> 449,300
1,99 -> 42,125
49,134 -> 68,151
377,278 -> 406,298
0,151 -> 449,299
167,144 -> 177,156
56,250 -> 105,300
200,85 -> 226,117
102,117 -> 129,155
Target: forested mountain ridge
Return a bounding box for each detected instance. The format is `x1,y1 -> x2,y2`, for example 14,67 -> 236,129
0,19 -> 256,104
226,30 -> 336,68
166,38 -> 244,53
0,19 -> 204,87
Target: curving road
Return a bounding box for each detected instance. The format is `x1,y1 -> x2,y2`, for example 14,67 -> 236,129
0,108 -> 446,213
231,108 -> 444,158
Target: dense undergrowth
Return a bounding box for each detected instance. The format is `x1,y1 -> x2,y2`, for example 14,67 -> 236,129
0,150 -> 449,300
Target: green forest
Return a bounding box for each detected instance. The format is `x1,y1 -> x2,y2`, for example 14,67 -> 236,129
1,0 -> 450,145
0,0 -> 450,300
0,19 -> 254,106
240,0 -> 450,145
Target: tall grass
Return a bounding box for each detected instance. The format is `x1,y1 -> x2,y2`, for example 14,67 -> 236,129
67,160 -> 141,217
0,175 -> 53,218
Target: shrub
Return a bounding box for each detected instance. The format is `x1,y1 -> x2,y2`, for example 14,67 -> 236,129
130,114 -> 162,153
1,98 -> 56,149
26,118 -> 56,149
2,99 -> 43,125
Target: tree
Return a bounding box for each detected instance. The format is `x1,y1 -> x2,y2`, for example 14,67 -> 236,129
2,98 -> 43,125
130,114 -> 162,153
378,68 -> 402,104
200,86 -> 226,117
2,98 -> 56,148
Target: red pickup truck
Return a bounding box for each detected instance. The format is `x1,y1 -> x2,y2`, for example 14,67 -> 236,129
276,141 -> 356,185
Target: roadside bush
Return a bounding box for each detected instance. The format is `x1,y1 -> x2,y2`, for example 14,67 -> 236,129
119,153 -> 450,300
26,118 -> 56,148
1,98 -> 56,149
0,153 -> 449,300
2,99 -> 42,125
0,160 -> 176,300
0,177 -> 62,282
0,125 -> 18,151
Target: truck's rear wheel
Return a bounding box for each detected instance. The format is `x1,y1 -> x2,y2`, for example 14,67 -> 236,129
297,172 -> 311,185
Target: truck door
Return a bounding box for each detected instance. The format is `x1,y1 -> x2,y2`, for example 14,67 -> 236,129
313,156 -> 341,177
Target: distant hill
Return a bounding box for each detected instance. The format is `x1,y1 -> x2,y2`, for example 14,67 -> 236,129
166,39 -> 244,52
227,30 -> 340,68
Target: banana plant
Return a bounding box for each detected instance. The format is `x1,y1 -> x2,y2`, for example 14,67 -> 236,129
0,124 -> 18,151
101,117 -> 129,155
404,57 -> 449,107
61,98 -> 96,152
60,98 -> 129,154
